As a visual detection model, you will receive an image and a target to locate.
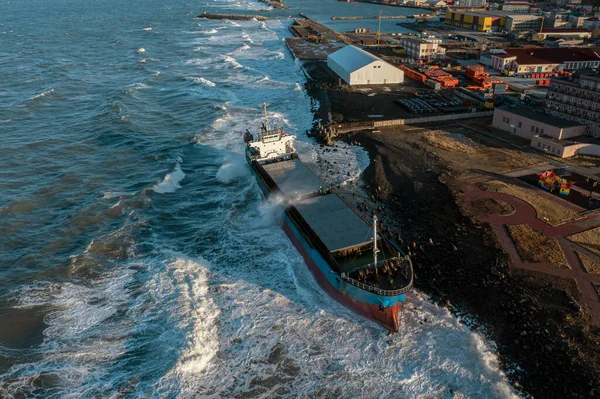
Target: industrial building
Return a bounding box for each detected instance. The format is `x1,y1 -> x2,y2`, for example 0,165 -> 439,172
327,45 -> 404,86
546,71 -> 600,137
492,106 -> 586,140
444,11 -> 543,33
445,11 -> 507,32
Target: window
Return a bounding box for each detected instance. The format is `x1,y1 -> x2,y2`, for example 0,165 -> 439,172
518,122 -> 522,128
538,142 -> 541,147
506,118 -> 510,124
502,116 -> 506,122
535,127 -> 539,133
531,125 -> 535,132
541,129 -> 544,135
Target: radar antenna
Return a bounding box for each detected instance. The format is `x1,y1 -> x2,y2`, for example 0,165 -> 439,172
373,215 -> 380,265
261,103 -> 271,133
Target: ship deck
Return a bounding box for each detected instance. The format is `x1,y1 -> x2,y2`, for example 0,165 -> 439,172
295,194 -> 372,253
259,157 -> 374,254
262,159 -> 324,198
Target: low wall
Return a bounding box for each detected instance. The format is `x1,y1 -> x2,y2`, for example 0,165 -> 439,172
334,111 -> 493,133
373,111 -> 493,127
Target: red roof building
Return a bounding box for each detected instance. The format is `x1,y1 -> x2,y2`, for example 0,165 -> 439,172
490,47 -> 600,73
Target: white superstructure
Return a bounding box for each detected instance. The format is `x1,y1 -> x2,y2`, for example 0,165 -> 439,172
244,105 -> 295,163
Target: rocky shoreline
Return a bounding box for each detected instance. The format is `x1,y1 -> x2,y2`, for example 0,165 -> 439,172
195,13 -> 270,21
303,77 -> 600,398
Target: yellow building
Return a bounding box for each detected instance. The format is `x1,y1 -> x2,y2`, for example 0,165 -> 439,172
445,11 -> 507,32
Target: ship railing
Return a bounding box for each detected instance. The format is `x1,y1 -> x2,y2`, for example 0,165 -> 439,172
340,257 -> 413,297
342,256 -> 408,275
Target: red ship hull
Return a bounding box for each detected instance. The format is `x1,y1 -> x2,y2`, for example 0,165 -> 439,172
282,219 -> 400,332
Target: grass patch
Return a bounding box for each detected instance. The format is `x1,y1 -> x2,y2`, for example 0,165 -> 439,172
594,284 -> 600,299
424,131 -> 478,154
507,224 -> 568,269
477,180 -> 579,226
576,252 -> 600,276
471,198 -> 514,216
569,227 -> 600,258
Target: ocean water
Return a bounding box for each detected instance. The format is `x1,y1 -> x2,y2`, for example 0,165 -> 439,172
0,0 -> 517,397
283,0 -> 430,34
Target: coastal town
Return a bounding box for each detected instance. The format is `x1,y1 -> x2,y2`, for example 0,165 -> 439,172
200,0 -> 600,397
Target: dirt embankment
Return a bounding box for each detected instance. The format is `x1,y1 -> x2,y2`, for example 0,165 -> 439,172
346,128 -> 600,399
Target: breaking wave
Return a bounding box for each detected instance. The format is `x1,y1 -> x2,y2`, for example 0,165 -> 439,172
31,88 -> 54,100
152,163 -> 185,194
216,153 -> 250,184
192,77 -> 216,87
0,255 -> 217,398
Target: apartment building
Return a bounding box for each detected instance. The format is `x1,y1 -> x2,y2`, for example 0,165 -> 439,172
452,0 -> 486,7
397,37 -> 446,60
501,1 -> 532,13
531,28 -> 592,41
569,14 -> 590,28
583,17 -> 600,30
505,14 -> 544,33
546,71 -> 600,137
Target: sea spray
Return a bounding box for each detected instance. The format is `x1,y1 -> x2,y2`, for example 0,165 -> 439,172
152,163 -> 185,194
216,153 -> 250,184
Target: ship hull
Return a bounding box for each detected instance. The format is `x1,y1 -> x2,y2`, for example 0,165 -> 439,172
281,218 -> 401,332
250,161 -> 404,332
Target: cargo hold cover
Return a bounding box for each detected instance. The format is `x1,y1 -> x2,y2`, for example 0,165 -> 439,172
262,159 -> 324,198
295,194 -> 373,253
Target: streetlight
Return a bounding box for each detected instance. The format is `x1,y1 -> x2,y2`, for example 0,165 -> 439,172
377,10 -> 382,50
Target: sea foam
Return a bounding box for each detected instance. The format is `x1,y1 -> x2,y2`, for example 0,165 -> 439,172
152,163 -> 185,194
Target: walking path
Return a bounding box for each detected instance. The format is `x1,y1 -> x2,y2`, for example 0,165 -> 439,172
463,181 -> 600,325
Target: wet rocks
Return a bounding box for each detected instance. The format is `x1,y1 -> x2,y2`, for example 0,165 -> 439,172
196,12 -> 270,21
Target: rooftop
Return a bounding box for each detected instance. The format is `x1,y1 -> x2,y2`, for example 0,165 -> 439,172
501,106 -> 584,128
493,47 -> 600,65
327,45 -> 384,72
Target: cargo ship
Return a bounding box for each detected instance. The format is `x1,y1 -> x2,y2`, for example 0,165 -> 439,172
244,107 -> 413,332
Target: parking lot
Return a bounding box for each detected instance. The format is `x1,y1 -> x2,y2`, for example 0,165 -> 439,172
396,91 -> 467,114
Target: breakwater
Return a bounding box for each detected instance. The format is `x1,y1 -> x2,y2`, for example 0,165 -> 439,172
196,12 -> 270,21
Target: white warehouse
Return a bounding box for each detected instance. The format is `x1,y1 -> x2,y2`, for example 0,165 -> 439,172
327,45 -> 404,86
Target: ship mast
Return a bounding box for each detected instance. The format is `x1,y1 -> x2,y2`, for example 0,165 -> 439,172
262,103 -> 270,135
373,215 -> 380,264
